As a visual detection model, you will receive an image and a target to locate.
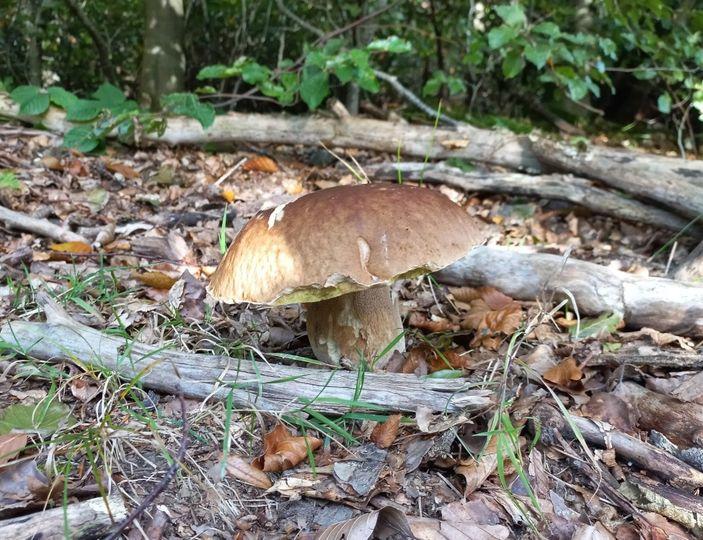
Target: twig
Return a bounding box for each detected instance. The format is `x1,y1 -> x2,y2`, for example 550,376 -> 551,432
106,393 -> 189,540
63,0 -> 117,83
274,0 -> 324,37
373,70 -> 461,127
0,204 -> 88,243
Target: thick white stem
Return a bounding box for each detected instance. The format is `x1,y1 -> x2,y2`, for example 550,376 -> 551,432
304,285 -> 405,367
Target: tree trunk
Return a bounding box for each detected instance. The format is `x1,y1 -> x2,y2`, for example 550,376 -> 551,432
25,0 -> 44,86
139,0 -> 186,109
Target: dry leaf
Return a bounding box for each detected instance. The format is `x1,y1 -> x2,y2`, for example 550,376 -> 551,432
620,327 -> 694,350
221,187 -> 236,203
460,287 -> 522,349
65,158 -> 88,176
225,455 -> 272,489
282,178 -> 303,195
49,241 -> 92,254
135,271 -> 178,290
455,437 -> 498,496
70,378 -> 100,403
408,312 -> 459,333
428,349 -> 470,372
105,159 -> 139,179
370,414 -> 401,449
316,507 -> 415,540
252,423 -> 322,473
242,155 -> 278,173
40,155 -> 62,170
0,434 -> 27,465
0,459 -> 50,513
544,357 -> 583,389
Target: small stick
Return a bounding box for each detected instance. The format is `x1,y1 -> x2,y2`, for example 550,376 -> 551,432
0,204 -> 87,243
105,393 -> 189,540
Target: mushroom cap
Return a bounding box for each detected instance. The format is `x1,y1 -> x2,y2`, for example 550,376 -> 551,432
207,183 -> 486,305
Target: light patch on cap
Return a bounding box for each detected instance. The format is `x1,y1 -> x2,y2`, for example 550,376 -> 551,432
267,203 -> 287,229
357,236 -> 378,281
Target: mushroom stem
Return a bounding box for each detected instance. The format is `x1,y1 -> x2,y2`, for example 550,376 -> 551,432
304,285 -> 405,366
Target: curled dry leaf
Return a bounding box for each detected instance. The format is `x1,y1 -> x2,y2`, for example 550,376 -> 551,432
49,241 -> 92,254
70,378 -> 100,403
543,357 -> 583,390
40,155 -> 63,171
0,459 -> 50,513
252,423 -> 322,473
428,348 -> 471,372
459,287 -> 522,349
408,311 -> 459,333
134,271 -> 178,290
225,455 -> 273,489
242,155 -> 278,173
316,506 -> 415,540
0,434 -> 28,465
104,159 -> 139,179
370,414 -> 402,449
455,437 -> 498,496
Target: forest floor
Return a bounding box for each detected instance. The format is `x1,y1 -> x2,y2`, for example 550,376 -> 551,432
0,125 -> 701,539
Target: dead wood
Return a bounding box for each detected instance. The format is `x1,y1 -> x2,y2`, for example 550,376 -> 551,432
0,493 -> 127,540
0,204 -> 87,243
614,382 -> 703,448
532,138 -> 703,220
589,345 -> 703,369
532,402 -> 703,490
674,240 -> 703,283
369,162 -> 691,232
0,293 -> 491,415
436,246 -> 703,337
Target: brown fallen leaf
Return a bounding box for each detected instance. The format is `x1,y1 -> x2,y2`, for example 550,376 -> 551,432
221,187 -> 236,203
104,159 -> 139,179
316,506 -> 415,540
455,437 -> 498,496
225,455 -> 272,489
543,357 -> 583,390
49,241 -> 92,254
134,271 -> 178,290
282,178 -> 303,195
242,155 -> 278,173
408,312 -> 459,333
370,414 -> 402,449
65,158 -> 89,176
0,459 -> 50,514
581,392 -> 638,433
460,287 -> 522,349
428,349 -> 470,372
0,434 -> 28,465
70,378 -> 100,403
252,423 -> 322,473
40,155 -> 63,171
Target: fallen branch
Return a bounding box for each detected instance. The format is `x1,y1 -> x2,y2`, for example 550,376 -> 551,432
0,204 -> 87,243
589,345 -> 703,369
674,240 -> 703,283
436,246 -> 703,337
533,138 -> 703,219
0,293 -> 491,415
532,402 -> 703,490
0,493 -> 127,539
369,162 -> 692,232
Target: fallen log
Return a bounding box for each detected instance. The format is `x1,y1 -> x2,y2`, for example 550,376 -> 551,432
674,240 -> 703,283
436,246 -> 703,337
533,138 -> 703,219
0,204 -> 87,243
369,162 -> 692,233
0,93 -> 541,172
589,345 -> 703,369
0,493 -> 127,540
532,402 -> 703,490
0,294 -> 491,415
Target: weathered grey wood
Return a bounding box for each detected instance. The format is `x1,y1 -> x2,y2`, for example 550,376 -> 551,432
0,93 -> 541,172
369,162 -> 692,232
533,402 -> 703,490
0,205 -> 87,243
0,294 -> 491,414
0,493 -> 127,540
533,138 -> 703,219
590,345 -> 703,369
675,240 -> 703,283
436,246 -> 703,337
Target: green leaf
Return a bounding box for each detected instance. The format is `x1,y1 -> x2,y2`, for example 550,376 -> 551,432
241,62 -> 271,85
502,50 -> 525,78
18,92 -> 50,115
525,43 -> 551,69
10,85 -> 40,104
569,312 -> 622,340
366,36 -> 412,53
488,26 -> 519,49
63,126 -> 100,152
423,71 -> 446,97
0,398 -> 75,435
300,66 -> 329,109
161,93 -> 215,128
48,86 -> 78,109
633,68 -> 656,80
93,82 -> 125,106
197,64 -> 240,79
494,4 -> 526,26
66,99 -> 102,122
0,170 -> 21,190
566,78 -> 588,100
333,63 -> 354,84
657,92 -> 672,113
533,21 -> 560,37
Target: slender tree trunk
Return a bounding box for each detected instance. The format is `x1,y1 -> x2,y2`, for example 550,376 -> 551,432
139,0 -> 186,109
25,0 -> 44,86
64,0 -> 117,83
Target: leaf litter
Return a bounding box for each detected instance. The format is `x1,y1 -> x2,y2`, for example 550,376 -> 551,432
0,130 -> 701,538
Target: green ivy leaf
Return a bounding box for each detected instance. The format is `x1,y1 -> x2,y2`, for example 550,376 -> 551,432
366,36 -> 412,53
242,62 -> 272,85
19,92 -> 50,116
495,4 -> 526,27
0,397 -> 75,435
47,86 -> 79,109
657,92 -> 672,113
66,99 -> 102,122
10,85 -> 40,104
569,312 -> 622,340
566,78 -> 588,101
525,43 -> 551,69
197,64 -> 240,79
533,21 -> 560,38
300,65 -> 329,109
93,82 -> 125,106
502,50 -> 525,78
488,26 -> 519,49
161,92 -> 215,128
63,126 -> 100,152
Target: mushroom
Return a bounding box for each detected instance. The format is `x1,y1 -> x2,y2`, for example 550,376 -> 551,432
207,183 -> 486,367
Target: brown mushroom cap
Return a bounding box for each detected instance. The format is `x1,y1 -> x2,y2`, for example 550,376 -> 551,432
207,183 -> 486,305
